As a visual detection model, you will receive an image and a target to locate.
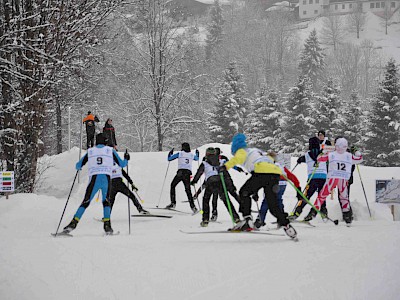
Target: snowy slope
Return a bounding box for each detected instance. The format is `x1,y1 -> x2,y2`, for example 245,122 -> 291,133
1,145 -> 400,300
298,11 -> 400,62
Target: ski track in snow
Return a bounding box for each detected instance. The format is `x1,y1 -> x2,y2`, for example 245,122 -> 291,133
1,145 -> 400,300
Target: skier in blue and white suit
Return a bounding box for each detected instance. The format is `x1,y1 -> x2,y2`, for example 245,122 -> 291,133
62,133 -> 128,234
166,142 -> 199,213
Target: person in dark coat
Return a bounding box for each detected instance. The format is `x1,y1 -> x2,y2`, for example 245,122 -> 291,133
103,118 -> 117,149
317,130 -> 332,149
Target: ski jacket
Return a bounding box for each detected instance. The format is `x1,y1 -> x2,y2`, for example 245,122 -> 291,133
318,151 -> 362,180
83,114 -> 99,133
192,161 -> 219,184
111,163 -> 133,184
168,150 -> 199,172
224,148 -> 282,175
75,144 -> 127,176
103,124 -> 117,147
280,166 -> 300,188
298,149 -> 328,180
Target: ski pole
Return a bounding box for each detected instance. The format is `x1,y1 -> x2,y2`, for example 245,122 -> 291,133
156,161 -> 170,208
254,197 -> 262,221
290,162 -> 318,214
193,183 -> 203,200
356,165 -> 372,218
192,185 -> 203,214
53,170 -> 79,236
220,172 -> 236,225
132,189 -> 144,204
291,162 -> 299,172
126,150 -> 131,235
282,173 -> 339,225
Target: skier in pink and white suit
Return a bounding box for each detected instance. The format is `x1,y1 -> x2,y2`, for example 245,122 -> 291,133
305,137 -> 363,224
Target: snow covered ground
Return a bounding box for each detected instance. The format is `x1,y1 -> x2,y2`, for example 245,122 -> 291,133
1,144 -> 400,300
298,11 -> 400,62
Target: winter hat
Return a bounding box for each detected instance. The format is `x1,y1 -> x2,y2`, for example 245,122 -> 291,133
309,137 -> 320,150
96,133 -> 108,145
215,147 -> 221,156
205,147 -> 216,156
231,133 -> 247,155
335,137 -> 348,154
88,111 -> 91,115
181,142 -> 191,152
318,130 -> 326,137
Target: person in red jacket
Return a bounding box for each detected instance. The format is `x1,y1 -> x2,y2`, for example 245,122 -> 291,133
254,151 -> 302,229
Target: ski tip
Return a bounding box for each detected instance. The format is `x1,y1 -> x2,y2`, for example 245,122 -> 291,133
104,231 -> 120,236
51,232 -> 73,238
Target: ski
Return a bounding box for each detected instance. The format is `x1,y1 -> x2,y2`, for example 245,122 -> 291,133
131,214 -> 172,218
104,231 -> 120,236
152,207 -> 192,214
179,229 -> 285,236
291,220 -> 316,227
51,232 -> 73,238
272,220 -> 316,228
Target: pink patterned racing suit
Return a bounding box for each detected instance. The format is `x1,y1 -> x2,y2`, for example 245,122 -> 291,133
313,150 -> 363,213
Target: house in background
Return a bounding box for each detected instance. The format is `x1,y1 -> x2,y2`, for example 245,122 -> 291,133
298,0 -> 400,19
167,0 -> 233,25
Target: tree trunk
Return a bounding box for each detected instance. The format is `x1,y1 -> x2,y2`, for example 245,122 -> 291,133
56,97 -> 63,154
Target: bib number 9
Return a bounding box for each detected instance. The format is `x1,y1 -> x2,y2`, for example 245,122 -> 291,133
97,157 -> 103,165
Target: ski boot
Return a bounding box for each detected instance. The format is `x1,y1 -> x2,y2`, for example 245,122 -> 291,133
288,206 -> 302,221
63,218 -> 79,233
303,209 -> 317,222
200,220 -> 209,227
320,206 -> 328,222
254,218 -> 265,230
210,210 -> 218,222
190,205 -> 198,214
103,219 -> 114,234
165,202 -> 176,209
283,224 -> 297,239
231,216 -> 254,231
343,210 -> 353,226
138,207 -> 150,215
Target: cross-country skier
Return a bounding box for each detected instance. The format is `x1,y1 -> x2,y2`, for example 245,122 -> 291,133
220,133 -> 297,239
109,158 -> 149,215
209,147 -> 244,222
82,111 -> 99,149
166,143 -> 199,213
304,137 -> 363,225
289,136 -> 328,221
254,151 -> 302,229
62,133 -> 128,234
191,147 -> 241,227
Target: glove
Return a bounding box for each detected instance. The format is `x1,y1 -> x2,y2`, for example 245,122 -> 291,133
350,145 -> 358,154
218,165 -> 227,173
124,151 -> 130,160
252,194 -> 259,202
195,149 -> 199,157
190,180 -> 196,186
168,148 -> 174,156
131,183 -> 138,191
296,157 -> 302,164
236,166 -> 244,173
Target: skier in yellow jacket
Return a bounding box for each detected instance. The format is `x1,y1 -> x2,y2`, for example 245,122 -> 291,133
221,133 -> 297,239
